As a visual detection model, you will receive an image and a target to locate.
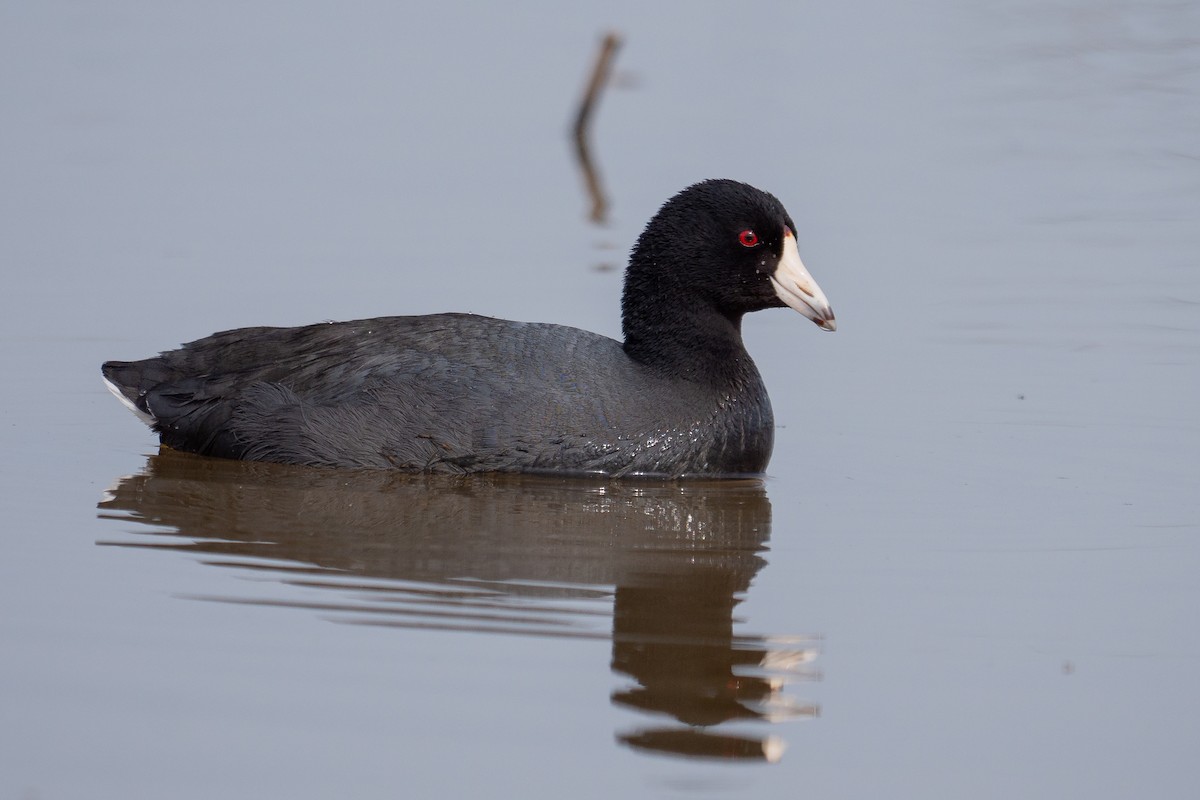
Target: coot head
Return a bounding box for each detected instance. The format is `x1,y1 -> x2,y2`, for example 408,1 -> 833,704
621,180 -> 835,363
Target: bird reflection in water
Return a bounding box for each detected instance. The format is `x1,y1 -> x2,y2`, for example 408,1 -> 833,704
98,449 -> 819,762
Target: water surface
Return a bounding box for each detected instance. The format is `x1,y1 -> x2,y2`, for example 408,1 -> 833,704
2,1 -> 1198,798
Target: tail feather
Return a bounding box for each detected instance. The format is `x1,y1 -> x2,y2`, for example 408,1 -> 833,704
102,361 -> 157,424
102,359 -> 251,458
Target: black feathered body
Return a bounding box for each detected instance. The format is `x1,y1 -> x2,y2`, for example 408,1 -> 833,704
101,179 -> 833,477
103,313 -> 775,477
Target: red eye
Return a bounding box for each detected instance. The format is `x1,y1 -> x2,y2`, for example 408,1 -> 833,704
738,229 -> 759,247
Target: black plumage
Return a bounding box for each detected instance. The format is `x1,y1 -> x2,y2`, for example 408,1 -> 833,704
102,179 -> 835,477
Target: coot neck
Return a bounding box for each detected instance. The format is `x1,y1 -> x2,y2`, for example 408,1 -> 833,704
621,216 -> 767,388
622,295 -> 757,386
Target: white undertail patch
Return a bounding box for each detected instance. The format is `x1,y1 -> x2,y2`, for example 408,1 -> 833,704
103,375 -> 156,425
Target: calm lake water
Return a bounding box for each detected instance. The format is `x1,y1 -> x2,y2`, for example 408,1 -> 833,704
2,1 -> 1198,797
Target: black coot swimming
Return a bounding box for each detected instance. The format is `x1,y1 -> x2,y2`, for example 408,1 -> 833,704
102,179 -> 835,477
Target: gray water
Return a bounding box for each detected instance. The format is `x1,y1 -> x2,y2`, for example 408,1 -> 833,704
2,1 -> 1198,797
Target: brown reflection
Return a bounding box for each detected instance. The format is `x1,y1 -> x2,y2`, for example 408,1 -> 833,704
572,32 -> 620,224
98,449 -> 819,761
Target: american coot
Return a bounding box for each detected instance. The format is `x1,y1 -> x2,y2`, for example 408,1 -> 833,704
103,179 -> 835,477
